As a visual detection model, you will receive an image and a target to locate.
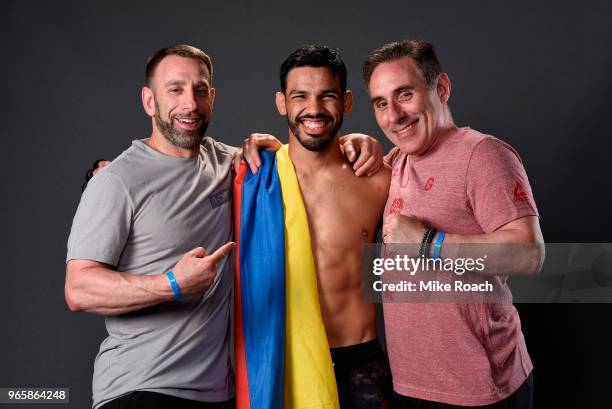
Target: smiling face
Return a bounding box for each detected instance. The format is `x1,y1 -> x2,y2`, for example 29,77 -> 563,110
368,57 -> 450,156
142,55 -> 215,150
276,66 -> 352,151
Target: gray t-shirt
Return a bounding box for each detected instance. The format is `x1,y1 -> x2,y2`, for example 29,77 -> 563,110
67,137 -> 237,408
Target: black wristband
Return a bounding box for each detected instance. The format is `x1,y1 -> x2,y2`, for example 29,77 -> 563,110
419,228 -> 437,258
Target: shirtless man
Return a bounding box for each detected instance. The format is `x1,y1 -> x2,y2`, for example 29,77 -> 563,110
245,45 -> 392,408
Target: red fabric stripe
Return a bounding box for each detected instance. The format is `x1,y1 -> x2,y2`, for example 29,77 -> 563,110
233,162 -> 250,409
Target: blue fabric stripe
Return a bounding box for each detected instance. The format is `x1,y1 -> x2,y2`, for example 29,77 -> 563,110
239,150 -> 286,409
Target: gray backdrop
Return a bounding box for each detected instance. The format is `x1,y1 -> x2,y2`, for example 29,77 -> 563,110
1,0 -> 611,407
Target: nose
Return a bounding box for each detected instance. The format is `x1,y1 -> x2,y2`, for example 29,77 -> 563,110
304,95 -> 324,116
180,88 -> 197,112
387,100 -> 405,124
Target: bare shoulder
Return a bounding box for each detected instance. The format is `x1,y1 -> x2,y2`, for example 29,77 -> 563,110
349,163 -> 391,195
334,161 -> 391,205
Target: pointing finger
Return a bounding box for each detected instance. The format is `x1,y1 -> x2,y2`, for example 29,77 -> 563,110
206,242 -> 236,264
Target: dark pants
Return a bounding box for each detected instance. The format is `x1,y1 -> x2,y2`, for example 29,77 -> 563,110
390,373 -> 533,409
99,391 -> 235,409
331,338 -> 393,409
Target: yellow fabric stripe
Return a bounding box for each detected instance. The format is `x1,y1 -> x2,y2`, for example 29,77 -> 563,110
276,145 -> 339,409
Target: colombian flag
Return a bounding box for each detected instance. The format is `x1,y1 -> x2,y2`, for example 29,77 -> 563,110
233,146 -> 339,409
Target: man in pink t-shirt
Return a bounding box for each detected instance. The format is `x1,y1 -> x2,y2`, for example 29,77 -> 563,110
362,40 -> 544,408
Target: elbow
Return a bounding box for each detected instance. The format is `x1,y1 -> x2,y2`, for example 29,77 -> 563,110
64,267 -> 85,312
525,241 -> 545,275
535,243 -> 546,274
64,284 -> 84,312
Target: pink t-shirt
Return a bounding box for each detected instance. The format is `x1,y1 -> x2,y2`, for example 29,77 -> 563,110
383,127 -> 539,406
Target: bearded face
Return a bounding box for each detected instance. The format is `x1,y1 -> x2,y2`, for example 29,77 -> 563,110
154,100 -> 209,150
146,55 -> 215,150
287,111 -> 342,152
280,66 -> 349,152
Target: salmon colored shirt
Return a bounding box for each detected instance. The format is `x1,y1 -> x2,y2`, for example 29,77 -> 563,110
383,127 -> 539,406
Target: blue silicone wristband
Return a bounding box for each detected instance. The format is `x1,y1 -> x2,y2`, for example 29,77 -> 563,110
432,231 -> 446,259
166,271 -> 182,301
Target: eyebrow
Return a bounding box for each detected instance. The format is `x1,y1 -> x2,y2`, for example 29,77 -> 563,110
164,80 -> 186,88
288,88 -> 341,96
320,88 -> 341,94
164,79 -> 210,89
370,85 -> 414,103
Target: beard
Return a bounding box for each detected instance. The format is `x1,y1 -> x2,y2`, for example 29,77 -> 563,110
287,113 -> 343,152
154,101 -> 209,150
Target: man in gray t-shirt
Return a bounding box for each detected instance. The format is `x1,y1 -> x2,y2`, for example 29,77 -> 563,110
66,45 -> 236,409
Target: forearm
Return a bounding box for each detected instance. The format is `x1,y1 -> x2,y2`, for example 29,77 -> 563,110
437,217 -> 544,275
65,263 -> 174,315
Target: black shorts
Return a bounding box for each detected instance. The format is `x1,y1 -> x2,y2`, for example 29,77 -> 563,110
99,391 -> 234,409
331,338 -> 392,409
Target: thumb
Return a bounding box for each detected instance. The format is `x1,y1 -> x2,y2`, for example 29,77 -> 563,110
189,246 -> 209,258
385,213 -> 398,223
206,242 -> 236,264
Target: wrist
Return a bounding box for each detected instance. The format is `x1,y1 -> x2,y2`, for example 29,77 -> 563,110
432,231 -> 446,259
419,228 -> 437,258
155,273 -> 178,301
166,271 -> 182,301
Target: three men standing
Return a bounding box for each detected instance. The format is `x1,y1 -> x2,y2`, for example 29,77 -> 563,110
67,40 -> 543,409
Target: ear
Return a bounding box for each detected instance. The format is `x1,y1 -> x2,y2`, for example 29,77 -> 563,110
275,92 -> 287,116
142,86 -> 155,117
210,87 -> 216,110
436,73 -> 451,104
343,90 -> 353,114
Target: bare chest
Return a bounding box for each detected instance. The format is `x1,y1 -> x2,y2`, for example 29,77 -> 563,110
298,175 -> 380,249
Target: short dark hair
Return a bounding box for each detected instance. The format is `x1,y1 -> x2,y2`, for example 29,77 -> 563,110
145,44 -> 213,86
280,45 -> 347,93
362,40 -> 443,89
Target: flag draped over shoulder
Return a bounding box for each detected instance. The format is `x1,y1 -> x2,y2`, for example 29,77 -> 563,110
234,146 -> 339,409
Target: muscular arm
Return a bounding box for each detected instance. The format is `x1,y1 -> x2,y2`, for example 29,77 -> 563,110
65,260 -> 173,315
65,243 -> 234,316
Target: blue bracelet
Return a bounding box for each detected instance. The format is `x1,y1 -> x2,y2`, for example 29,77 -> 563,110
166,271 -> 182,301
432,231 -> 446,259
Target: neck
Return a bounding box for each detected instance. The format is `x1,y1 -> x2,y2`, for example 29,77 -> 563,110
145,125 -> 199,159
287,131 -> 344,174
438,121 -> 458,137
415,112 -> 458,156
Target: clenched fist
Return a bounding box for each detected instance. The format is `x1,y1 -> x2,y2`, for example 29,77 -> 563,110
382,214 -> 427,244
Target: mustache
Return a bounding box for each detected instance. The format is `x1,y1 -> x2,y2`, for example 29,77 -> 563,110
172,112 -> 206,120
297,113 -> 332,121
391,117 -> 418,131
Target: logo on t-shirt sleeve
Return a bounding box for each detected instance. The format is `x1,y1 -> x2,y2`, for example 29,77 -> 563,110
513,181 -> 529,202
